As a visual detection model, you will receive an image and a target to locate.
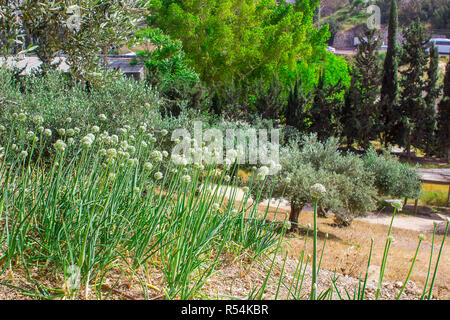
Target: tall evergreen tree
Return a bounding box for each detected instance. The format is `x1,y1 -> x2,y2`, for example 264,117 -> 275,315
397,20 -> 430,160
421,43 -> 440,154
342,28 -> 381,149
380,0 -> 399,146
308,73 -> 344,142
437,59 -> 450,160
255,76 -> 284,120
425,43 -> 441,108
285,77 -> 310,133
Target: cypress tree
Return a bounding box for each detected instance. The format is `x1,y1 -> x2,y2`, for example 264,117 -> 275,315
437,59 -> 450,160
380,0 -> 399,146
255,75 -> 283,120
425,43 -> 441,108
285,77 -> 310,133
342,28 -> 381,150
342,69 -> 361,148
308,73 -> 344,142
397,20 -> 429,160
421,43 -> 440,155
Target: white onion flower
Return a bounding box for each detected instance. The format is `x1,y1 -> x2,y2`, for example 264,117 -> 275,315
99,114 -> 107,121
81,134 -> 95,148
107,148 -> 117,158
20,150 -> 28,158
54,140 -> 67,152
127,158 -> 138,167
154,171 -> 163,180
310,183 -> 327,199
172,154 -> 188,166
390,199 -> 403,211
181,175 -> 191,183
227,149 -> 238,162
66,128 -> 75,137
33,115 -> 44,125
58,128 -> 66,136
92,126 -> 100,133
257,166 -> 269,181
144,162 -> 153,171
18,112 -> 26,121
111,135 -> 119,145
26,131 -> 35,141
43,129 -> 52,137
151,150 -> 163,162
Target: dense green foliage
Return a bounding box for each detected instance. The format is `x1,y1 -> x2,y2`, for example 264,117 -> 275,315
0,1 -> 449,301
380,0 -> 399,147
0,0 -> 146,82
0,99 -> 284,299
437,60 -> 450,159
395,21 -> 431,157
362,149 -> 422,199
135,27 -> 199,87
421,43 -> 440,155
251,134 -> 378,227
0,67 -> 162,151
342,28 -> 381,149
149,0 -> 329,87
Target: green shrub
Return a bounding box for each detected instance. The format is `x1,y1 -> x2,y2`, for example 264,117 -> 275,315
0,67 -> 162,155
363,148 -> 422,199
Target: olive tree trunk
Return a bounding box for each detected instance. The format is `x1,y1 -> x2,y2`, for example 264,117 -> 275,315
289,201 -> 304,231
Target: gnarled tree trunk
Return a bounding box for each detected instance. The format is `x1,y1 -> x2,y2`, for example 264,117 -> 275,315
289,202 -> 304,231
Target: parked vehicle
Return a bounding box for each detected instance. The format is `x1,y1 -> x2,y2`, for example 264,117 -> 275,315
429,38 -> 450,54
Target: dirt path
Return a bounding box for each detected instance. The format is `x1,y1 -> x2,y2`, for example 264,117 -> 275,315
357,212 -> 447,233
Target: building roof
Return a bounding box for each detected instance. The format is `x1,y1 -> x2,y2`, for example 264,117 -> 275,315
0,54 -> 144,78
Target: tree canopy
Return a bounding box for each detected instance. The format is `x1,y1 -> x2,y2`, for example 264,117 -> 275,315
148,0 -> 330,87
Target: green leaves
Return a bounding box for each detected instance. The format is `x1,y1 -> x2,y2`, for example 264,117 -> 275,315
151,0 -> 327,86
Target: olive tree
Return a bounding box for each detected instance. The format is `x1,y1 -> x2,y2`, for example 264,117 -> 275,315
252,134 -> 377,228
1,0 -> 147,82
362,148 -> 421,200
